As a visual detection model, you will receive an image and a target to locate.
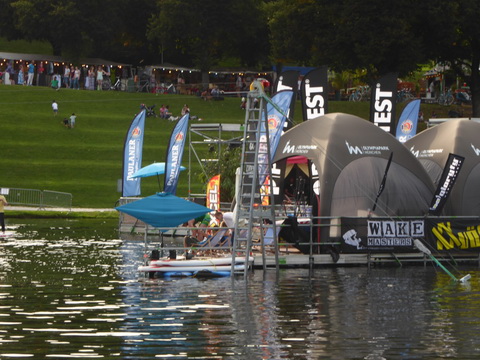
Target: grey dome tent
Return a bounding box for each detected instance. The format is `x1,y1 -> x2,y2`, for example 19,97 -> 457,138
273,113 -> 435,222
405,119 -> 480,216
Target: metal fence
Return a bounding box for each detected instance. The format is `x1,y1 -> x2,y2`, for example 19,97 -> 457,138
1,187 -> 72,210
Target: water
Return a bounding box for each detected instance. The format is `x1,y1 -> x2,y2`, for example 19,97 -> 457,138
1,219 -> 480,359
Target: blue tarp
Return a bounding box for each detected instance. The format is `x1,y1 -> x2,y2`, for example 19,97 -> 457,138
272,65 -> 316,76
116,192 -> 211,229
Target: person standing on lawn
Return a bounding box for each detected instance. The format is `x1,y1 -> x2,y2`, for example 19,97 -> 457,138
0,194 -> 8,233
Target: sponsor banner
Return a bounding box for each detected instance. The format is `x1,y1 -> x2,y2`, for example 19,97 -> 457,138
428,153 -> 464,216
261,176 -> 270,205
426,218 -> 480,252
301,66 -> 328,121
164,113 -> 190,194
206,174 -> 220,210
369,72 -> 398,135
258,90 -> 294,187
271,159 -> 285,205
274,70 -> 299,94
341,217 -> 424,253
122,110 -> 146,197
265,90 -> 295,161
372,152 -> 393,212
396,99 -> 420,143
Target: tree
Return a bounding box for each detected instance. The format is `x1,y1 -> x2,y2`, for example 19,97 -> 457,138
422,0 -> 480,116
267,0 -> 427,80
6,0 -> 128,60
198,147 -> 241,204
147,0 -> 270,87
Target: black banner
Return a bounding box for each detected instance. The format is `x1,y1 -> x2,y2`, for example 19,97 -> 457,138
426,218 -> 480,252
271,158 -> 286,205
369,72 -> 397,135
300,66 -> 328,121
341,217 -> 424,253
428,153 -> 464,216
274,70 -> 299,94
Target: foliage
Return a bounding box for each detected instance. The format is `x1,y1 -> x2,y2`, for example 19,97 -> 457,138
421,0 -> 480,116
147,0 -> 269,71
3,0 -> 129,60
197,146 -> 241,203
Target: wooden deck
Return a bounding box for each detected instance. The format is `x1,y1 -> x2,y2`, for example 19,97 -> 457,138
252,252 -> 480,268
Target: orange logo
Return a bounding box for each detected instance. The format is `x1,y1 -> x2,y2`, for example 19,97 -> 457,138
131,127 -> 141,138
175,132 -> 184,142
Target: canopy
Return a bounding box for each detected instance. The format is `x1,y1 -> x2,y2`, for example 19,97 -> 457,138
131,162 -> 186,178
116,192 -> 211,229
405,119 -> 480,216
273,113 -> 435,218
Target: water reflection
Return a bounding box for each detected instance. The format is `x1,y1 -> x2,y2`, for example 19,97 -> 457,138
0,219 -> 479,359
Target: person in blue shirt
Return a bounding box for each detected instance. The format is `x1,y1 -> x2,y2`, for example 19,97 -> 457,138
27,62 -> 35,86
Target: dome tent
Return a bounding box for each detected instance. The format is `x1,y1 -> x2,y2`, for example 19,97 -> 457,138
405,119 -> 480,216
273,113 -> 435,220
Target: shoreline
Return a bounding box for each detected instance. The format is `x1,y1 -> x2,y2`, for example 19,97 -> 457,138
5,206 -> 118,219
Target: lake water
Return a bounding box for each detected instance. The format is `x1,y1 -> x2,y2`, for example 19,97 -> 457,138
1,218 -> 480,359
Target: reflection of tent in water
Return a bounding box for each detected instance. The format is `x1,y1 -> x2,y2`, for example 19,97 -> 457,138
405,119 -> 480,216
273,113 -> 435,221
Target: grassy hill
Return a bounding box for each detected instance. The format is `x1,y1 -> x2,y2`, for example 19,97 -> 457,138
0,84 -> 466,208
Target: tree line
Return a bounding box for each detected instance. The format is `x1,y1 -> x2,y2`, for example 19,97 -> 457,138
0,0 -> 479,115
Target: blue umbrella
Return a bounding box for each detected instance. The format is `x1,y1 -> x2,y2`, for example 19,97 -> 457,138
116,192 -> 211,230
131,162 -> 186,178
131,162 -> 186,190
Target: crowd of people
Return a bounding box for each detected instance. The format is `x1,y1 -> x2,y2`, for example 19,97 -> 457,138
183,210 -> 233,251
1,60 -> 118,90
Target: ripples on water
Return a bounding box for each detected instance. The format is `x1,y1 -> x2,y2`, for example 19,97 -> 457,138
0,219 -> 479,359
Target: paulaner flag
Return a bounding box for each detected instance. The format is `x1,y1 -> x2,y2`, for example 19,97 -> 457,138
369,72 -> 398,135
258,90 -> 294,187
395,99 -> 420,143
429,153 -> 464,216
122,109 -> 146,197
301,66 -> 329,120
164,113 -> 189,194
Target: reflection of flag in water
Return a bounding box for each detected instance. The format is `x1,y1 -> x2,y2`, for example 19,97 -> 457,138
258,90 -> 294,187
122,109 -> 146,197
395,99 -> 420,143
206,174 -> 220,210
164,113 -> 189,194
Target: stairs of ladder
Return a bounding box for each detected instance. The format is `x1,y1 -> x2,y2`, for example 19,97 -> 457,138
232,81 -> 279,277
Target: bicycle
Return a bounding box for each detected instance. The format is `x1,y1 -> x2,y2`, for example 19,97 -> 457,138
438,89 -> 454,106
397,88 -> 414,102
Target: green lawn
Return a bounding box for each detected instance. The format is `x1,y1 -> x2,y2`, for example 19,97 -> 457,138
0,84 -> 463,208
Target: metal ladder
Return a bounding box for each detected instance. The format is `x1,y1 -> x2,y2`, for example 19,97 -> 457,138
232,81 -> 279,277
